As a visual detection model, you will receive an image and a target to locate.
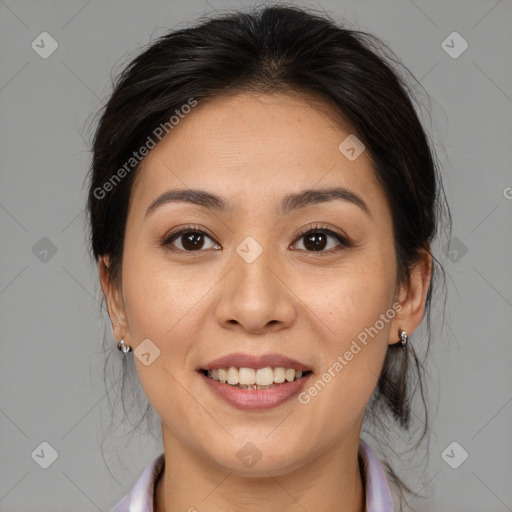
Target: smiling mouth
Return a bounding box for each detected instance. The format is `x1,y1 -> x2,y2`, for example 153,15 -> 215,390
199,367 -> 313,390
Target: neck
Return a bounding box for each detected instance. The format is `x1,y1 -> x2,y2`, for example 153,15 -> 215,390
154,427 -> 365,512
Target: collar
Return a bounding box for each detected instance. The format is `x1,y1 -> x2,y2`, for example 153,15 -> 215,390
112,439 -> 393,512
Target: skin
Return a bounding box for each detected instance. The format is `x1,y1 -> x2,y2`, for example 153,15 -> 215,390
99,91 -> 432,512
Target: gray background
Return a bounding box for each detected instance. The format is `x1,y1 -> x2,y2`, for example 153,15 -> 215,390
1,0 -> 511,510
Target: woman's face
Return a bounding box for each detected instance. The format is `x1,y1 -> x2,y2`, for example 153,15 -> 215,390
101,91 -> 426,476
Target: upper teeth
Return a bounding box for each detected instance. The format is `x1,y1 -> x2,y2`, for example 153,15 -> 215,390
207,367 -> 303,386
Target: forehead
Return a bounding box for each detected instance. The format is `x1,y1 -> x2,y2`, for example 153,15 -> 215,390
130,91 -> 385,216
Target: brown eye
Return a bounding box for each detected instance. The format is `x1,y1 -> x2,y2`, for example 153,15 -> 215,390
292,225 -> 352,254
161,224 -> 352,255
162,227 -> 220,253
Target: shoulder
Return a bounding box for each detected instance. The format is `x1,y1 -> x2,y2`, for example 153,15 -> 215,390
358,439 -> 394,512
111,452 -> 165,512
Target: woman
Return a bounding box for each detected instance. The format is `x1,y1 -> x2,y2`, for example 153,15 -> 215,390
87,4 -> 449,511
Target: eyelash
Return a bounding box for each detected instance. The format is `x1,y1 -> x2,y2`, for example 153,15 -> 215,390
161,223 -> 353,256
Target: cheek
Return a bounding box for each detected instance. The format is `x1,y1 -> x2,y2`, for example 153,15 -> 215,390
121,246 -> 204,336
299,254 -> 395,406
306,254 -> 396,341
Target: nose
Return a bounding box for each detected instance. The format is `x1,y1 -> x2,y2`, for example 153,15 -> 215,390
215,242 -> 296,334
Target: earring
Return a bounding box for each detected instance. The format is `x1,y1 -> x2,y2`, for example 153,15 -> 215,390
398,329 -> 408,349
117,339 -> 132,354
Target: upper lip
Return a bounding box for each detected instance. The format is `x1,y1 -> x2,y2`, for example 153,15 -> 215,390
198,352 -> 312,372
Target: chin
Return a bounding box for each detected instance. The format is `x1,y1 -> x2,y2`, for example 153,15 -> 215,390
205,443 -> 308,478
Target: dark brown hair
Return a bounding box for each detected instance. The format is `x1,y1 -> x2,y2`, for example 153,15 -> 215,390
87,3 -> 451,509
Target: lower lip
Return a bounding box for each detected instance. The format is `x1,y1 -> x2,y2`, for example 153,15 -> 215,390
198,371 -> 312,411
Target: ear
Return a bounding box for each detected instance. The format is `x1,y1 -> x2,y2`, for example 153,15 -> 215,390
389,247 -> 433,344
98,255 -> 129,343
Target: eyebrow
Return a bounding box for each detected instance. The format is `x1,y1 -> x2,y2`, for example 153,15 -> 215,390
145,186 -> 370,218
